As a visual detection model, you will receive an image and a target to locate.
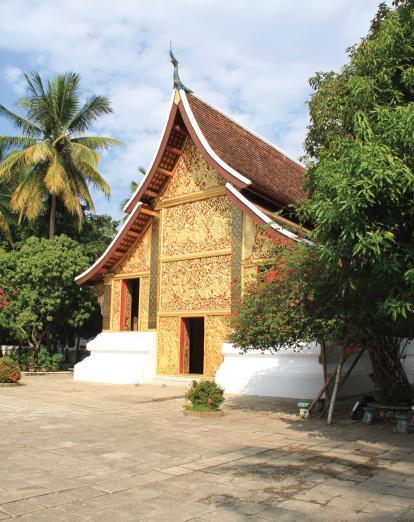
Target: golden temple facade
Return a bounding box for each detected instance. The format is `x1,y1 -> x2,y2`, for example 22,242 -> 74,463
77,86 -> 306,378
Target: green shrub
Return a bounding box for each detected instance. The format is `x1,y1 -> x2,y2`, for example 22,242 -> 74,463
0,356 -> 21,383
185,380 -> 225,411
37,348 -> 63,371
37,347 -> 51,370
50,353 -> 63,371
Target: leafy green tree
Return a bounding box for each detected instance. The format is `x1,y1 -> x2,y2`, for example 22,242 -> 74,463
0,72 -> 122,239
0,235 -> 98,354
301,0 -> 414,403
231,1 -> 414,404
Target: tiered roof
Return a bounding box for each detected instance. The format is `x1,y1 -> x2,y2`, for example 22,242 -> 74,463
76,84 -> 306,285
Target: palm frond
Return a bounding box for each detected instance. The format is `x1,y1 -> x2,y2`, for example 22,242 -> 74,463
11,166 -> 46,221
0,182 -> 13,237
44,150 -> 66,195
0,136 -> 38,153
23,141 -> 52,164
72,159 -> 110,197
0,105 -> 42,137
68,95 -> 113,134
66,171 -> 94,211
0,151 -> 26,179
0,143 -> 52,181
70,142 -> 99,168
72,136 -> 123,150
51,72 -> 80,126
58,176 -> 79,215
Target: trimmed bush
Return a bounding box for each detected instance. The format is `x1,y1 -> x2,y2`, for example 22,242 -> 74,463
37,347 -> 63,371
185,380 -> 225,411
0,356 -> 21,383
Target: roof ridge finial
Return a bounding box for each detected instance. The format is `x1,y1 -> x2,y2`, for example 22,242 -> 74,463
169,42 -> 192,93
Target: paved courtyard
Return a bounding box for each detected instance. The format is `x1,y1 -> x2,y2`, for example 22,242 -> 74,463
0,375 -> 413,521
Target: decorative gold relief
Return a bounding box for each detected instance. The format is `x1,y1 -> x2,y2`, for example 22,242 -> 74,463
161,139 -> 226,199
160,255 -> 231,312
111,279 -> 122,331
244,216 -> 273,261
113,225 -> 151,275
101,284 -> 112,330
204,315 -> 229,377
157,316 -> 180,374
162,196 -> 232,257
138,276 -> 150,331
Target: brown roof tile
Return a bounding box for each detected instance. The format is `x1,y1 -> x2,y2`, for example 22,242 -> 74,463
186,93 -> 307,207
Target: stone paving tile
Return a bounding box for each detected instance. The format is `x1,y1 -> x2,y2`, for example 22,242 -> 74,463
0,499 -> 45,516
28,491 -> 74,508
1,375 -> 414,521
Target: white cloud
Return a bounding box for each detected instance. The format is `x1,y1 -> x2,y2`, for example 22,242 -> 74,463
4,65 -> 26,94
0,0 -> 385,218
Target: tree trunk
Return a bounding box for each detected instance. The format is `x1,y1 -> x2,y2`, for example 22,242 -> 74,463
49,195 -> 57,240
368,337 -> 412,405
327,347 -> 346,425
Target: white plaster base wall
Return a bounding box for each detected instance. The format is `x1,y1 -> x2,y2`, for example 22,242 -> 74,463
74,332 -> 157,384
215,342 -> 414,400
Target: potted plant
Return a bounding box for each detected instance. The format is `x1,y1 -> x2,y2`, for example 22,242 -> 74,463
184,380 -> 225,417
0,356 -> 22,386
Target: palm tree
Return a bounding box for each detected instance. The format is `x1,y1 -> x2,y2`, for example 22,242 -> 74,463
0,148 -> 14,239
0,72 -> 122,238
0,180 -> 13,239
120,167 -> 146,219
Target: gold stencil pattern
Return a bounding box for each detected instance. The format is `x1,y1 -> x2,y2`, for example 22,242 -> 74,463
138,276 -> 150,331
244,217 -> 273,261
113,225 -> 151,275
111,279 -> 122,331
204,315 -> 229,376
161,139 -> 226,199
100,286 -> 110,331
160,255 -> 231,312
157,316 -> 180,374
162,197 -> 232,257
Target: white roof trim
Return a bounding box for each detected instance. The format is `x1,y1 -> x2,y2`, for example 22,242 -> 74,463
190,92 -> 305,170
123,91 -> 176,213
180,90 -> 252,186
225,183 -> 307,243
75,202 -> 143,282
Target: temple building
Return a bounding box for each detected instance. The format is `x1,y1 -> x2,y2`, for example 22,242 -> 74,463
74,57 -> 380,397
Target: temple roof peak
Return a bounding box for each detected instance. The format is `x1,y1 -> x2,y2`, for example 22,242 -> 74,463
169,43 -> 192,93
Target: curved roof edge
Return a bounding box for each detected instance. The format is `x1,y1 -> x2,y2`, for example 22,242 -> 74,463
75,202 -> 144,285
123,88 -> 252,215
179,90 -> 251,186
225,183 -> 304,243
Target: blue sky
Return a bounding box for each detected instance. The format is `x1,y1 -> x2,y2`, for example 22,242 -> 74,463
0,0 -> 385,219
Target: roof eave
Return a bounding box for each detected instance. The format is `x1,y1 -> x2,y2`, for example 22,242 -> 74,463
75,202 -> 145,285
225,183 -> 308,243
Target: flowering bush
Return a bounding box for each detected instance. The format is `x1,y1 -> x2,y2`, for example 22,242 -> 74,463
0,356 -> 21,383
229,234 -> 345,353
185,380 -> 225,411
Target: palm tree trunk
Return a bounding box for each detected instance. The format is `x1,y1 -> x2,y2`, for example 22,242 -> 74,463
49,195 -> 57,239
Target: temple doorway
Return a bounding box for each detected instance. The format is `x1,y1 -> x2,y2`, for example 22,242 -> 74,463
180,317 -> 204,375
120,278 -> 140,331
